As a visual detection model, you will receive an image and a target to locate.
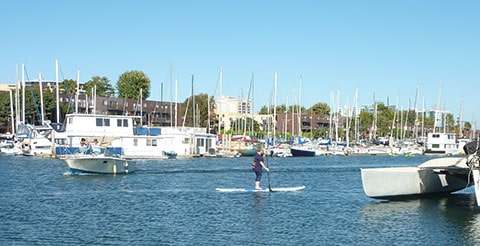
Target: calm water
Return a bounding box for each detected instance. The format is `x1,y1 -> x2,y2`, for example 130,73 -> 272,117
1,154 -> 479,245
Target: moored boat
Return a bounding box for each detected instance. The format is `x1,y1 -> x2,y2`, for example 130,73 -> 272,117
360,157 -> 471,199
290,145 -> 316,157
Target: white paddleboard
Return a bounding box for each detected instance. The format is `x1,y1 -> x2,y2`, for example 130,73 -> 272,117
216,186 -> 305,192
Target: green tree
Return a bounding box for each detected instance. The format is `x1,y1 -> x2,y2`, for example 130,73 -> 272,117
258,104 -> 287,115
376,103 -> 395,137
181,93 -> 215,128
116,70 -> 151,99
358,111 -> 373,138
84,76 -> 115,97
309,102 -> 330,115
60,79 -> 77,96
0,91 -> 13,132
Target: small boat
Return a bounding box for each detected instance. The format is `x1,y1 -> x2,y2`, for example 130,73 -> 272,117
290,145 -> 316,157
62,147 -> 133,174
360,157 -> 471,199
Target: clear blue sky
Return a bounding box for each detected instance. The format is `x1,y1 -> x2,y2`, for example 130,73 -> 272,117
1,0 -> 479,126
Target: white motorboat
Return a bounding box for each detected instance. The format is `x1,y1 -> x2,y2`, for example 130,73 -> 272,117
360,157 -> 471,199
17,124 -> 54,156
62,151 -> 133,174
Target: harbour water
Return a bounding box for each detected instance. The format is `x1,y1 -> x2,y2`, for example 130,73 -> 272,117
1,154 -> 479,245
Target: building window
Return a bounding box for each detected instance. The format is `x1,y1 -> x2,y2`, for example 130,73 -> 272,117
133,139 -> 138,146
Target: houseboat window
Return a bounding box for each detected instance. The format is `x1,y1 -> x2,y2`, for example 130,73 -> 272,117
152,139 -> 157,146
104,119 -> 110,126
133,139 -> 138,146
206,139 -> 212,149
147,139 -> 152,146
55,139 -> 67,145
183,138 -> 189,144
432,144 -> 440,148
68,118 -> 73,124
96,118 -> 103,126
432,134 -> 440,138
197,138 -> 205,147
117,119 -> 129,127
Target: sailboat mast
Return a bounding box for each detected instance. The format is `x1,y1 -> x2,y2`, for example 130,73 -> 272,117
9,90 -> 14,134
251,74 -> 254,134
298,76 -> 302,138
170,62 -> 173,127
22,64 -> 25,123
55,59 -> 60,123
15,64 -> 20,130
39,73 -> 45,125
413,84 -> 419,139
459,97 -> 464,137
175,77 -> 178,128
75,70 -> 80,113
273,72 -> 277,145
218,67 -> 223,135
192,75 -> 195,128
140,88 -> 143,126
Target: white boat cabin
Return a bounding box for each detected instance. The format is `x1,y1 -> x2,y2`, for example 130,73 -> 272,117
54,113 -> 217,158
424,132 -> 459,155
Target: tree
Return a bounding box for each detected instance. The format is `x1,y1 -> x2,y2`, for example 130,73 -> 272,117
309,102 -> 330,115
258,104 -> 287,115
358,111 -> 373,138
0,91 -> 12,132
181,93 -> 215,128
84,76 -> 115,97
60,79 -> 77,96
376,103 -> 395,137
116,70 -> 151,99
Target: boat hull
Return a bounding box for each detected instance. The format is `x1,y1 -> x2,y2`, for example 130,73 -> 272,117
361,157 -> 471,199
290,147 -> 316,157
63,156 -> 133,174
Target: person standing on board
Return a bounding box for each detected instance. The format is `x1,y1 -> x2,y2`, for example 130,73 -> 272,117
253,146 -> 269,189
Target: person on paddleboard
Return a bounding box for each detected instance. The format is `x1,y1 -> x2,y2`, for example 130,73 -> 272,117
253,146 -> 269,189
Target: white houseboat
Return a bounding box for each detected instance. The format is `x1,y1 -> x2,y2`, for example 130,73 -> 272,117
424,132 -> 465,156
54,113 -> 217,159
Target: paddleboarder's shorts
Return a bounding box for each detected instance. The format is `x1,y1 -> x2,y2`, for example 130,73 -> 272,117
255,170 -> 262,181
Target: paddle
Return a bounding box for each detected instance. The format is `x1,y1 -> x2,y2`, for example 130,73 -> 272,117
266,151 -> 272,192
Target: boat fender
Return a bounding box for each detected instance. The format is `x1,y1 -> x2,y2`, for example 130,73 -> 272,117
125,162 -> 129,174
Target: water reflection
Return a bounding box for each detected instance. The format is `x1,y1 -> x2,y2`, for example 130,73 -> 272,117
359,194 -> 480,244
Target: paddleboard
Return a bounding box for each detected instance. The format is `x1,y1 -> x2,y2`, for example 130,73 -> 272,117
216,186 -> 305,192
